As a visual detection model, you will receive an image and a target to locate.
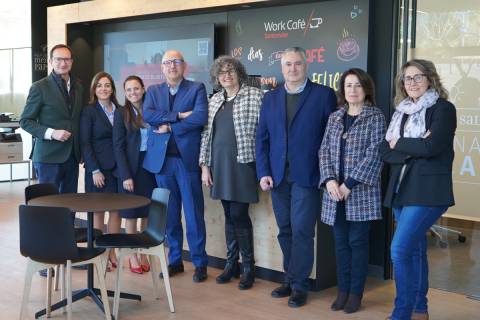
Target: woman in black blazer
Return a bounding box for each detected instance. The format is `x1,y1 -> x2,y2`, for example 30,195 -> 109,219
80,71 -> 121,269
113,75 -> 156,274
381,59 -> 456,320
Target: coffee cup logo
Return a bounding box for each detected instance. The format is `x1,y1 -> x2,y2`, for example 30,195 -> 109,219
337,29 -> 360,62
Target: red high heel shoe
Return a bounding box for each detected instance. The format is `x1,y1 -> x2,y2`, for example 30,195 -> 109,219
129,258 -> 143,274
140,255 -> 150,272
141,263 -> 150,272
105,258 -> 117,272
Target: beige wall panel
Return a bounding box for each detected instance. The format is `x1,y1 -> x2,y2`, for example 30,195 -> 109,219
48,0 -> 267,51
196,189 -> 317,277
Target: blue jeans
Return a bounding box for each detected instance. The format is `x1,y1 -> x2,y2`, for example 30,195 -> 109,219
333,202 -> 371,295
155,157 -> 208,267
271,178 -> 320,292
390,206 -> 447,320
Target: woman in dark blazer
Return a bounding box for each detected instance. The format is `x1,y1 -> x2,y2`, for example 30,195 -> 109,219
80,71 -> 121,269
381,59 -> 456,320
113,75 -> 156,274
319,68 -> 385,314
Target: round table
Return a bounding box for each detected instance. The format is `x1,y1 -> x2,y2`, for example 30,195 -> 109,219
28,192 -> 151,318
28,192 -> 150,212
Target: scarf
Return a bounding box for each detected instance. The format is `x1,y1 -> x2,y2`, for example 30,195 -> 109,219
385,88 -> 439,141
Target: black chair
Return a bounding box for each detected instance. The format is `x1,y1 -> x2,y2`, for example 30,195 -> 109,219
95,188 -> 174,319
19,205 -> 111,320
25,183 -> 103,243
24,183 -> 103,315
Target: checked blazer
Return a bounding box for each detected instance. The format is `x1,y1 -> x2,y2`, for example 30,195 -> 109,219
199,84 -> 263,166
319,106 -> 386,226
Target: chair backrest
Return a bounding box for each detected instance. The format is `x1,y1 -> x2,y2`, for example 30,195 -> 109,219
19,205 -> 79,264
25,183 -> 59,204
145,188 -> 170,244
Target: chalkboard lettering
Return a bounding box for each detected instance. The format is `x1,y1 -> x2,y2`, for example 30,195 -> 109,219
287,19 -> 306,31
264,21 -> 286,32
247,47 -> 263,62
306,47 -> 326,63
261,76 -> 278,88
231,47 -> 243,58
264,33 -> 288,39
264,16 -> 322,32
311,71 -> 341,90
268,51 -> 284,66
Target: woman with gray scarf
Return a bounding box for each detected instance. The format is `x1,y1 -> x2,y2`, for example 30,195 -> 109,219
380,59 -> 457,320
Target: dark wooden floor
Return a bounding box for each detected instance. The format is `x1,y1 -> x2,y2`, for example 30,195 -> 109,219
1,181 -> 478,319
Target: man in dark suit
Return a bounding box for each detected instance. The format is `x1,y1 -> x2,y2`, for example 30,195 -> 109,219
256,47 -> 337,307
20,44 -> 83,277
21,44 -> 83,192
143,50 -> 209,282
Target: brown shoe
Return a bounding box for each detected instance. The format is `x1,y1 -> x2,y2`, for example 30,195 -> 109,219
411,312 -> 429,320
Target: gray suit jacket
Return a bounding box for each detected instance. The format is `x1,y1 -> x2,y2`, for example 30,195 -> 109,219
20,73 -> 83,163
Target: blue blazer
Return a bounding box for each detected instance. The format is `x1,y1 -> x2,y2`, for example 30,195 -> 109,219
256,80 -> 337,188
112,107 -> 142,182
142,79 -> 208,173
80,102 -> 116,173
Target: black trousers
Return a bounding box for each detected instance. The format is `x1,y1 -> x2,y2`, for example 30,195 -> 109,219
220,200 -> 252,229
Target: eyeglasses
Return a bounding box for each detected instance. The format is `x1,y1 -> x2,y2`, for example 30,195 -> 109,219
162,59 -> 184,66
52,57 -> 73,64
403,74 -> 426,84
218,69 -> 236,77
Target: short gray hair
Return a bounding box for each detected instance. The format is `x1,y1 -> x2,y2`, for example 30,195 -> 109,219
210,55 -> 248,91
281,47 -> 307,65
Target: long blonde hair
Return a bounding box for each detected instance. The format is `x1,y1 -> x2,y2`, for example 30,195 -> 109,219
394,59 -> 449,106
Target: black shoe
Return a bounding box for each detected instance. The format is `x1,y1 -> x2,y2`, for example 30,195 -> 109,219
236,227 -> 255,290
159,263 -> 184,279
331,291 -> 349,311
217,223 -> 240,284
238,264 -> 255,290
288,290 -> 307,308
216,261 -> 240,284
343,293 -> 362,314
193,266 -> 208,282
271,283 -> 292,298
39,268 -> 54,278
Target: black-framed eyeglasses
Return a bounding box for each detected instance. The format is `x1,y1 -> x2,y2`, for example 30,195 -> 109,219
162,59 -> 184,66
52,57 -> 73,64
403,74 -> 426,84
218,69 -> 236,77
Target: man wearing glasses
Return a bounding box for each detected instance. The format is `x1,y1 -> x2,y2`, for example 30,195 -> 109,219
20,44 -> 83,276
143,50 -> 209,282
21,45 -> 83,201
